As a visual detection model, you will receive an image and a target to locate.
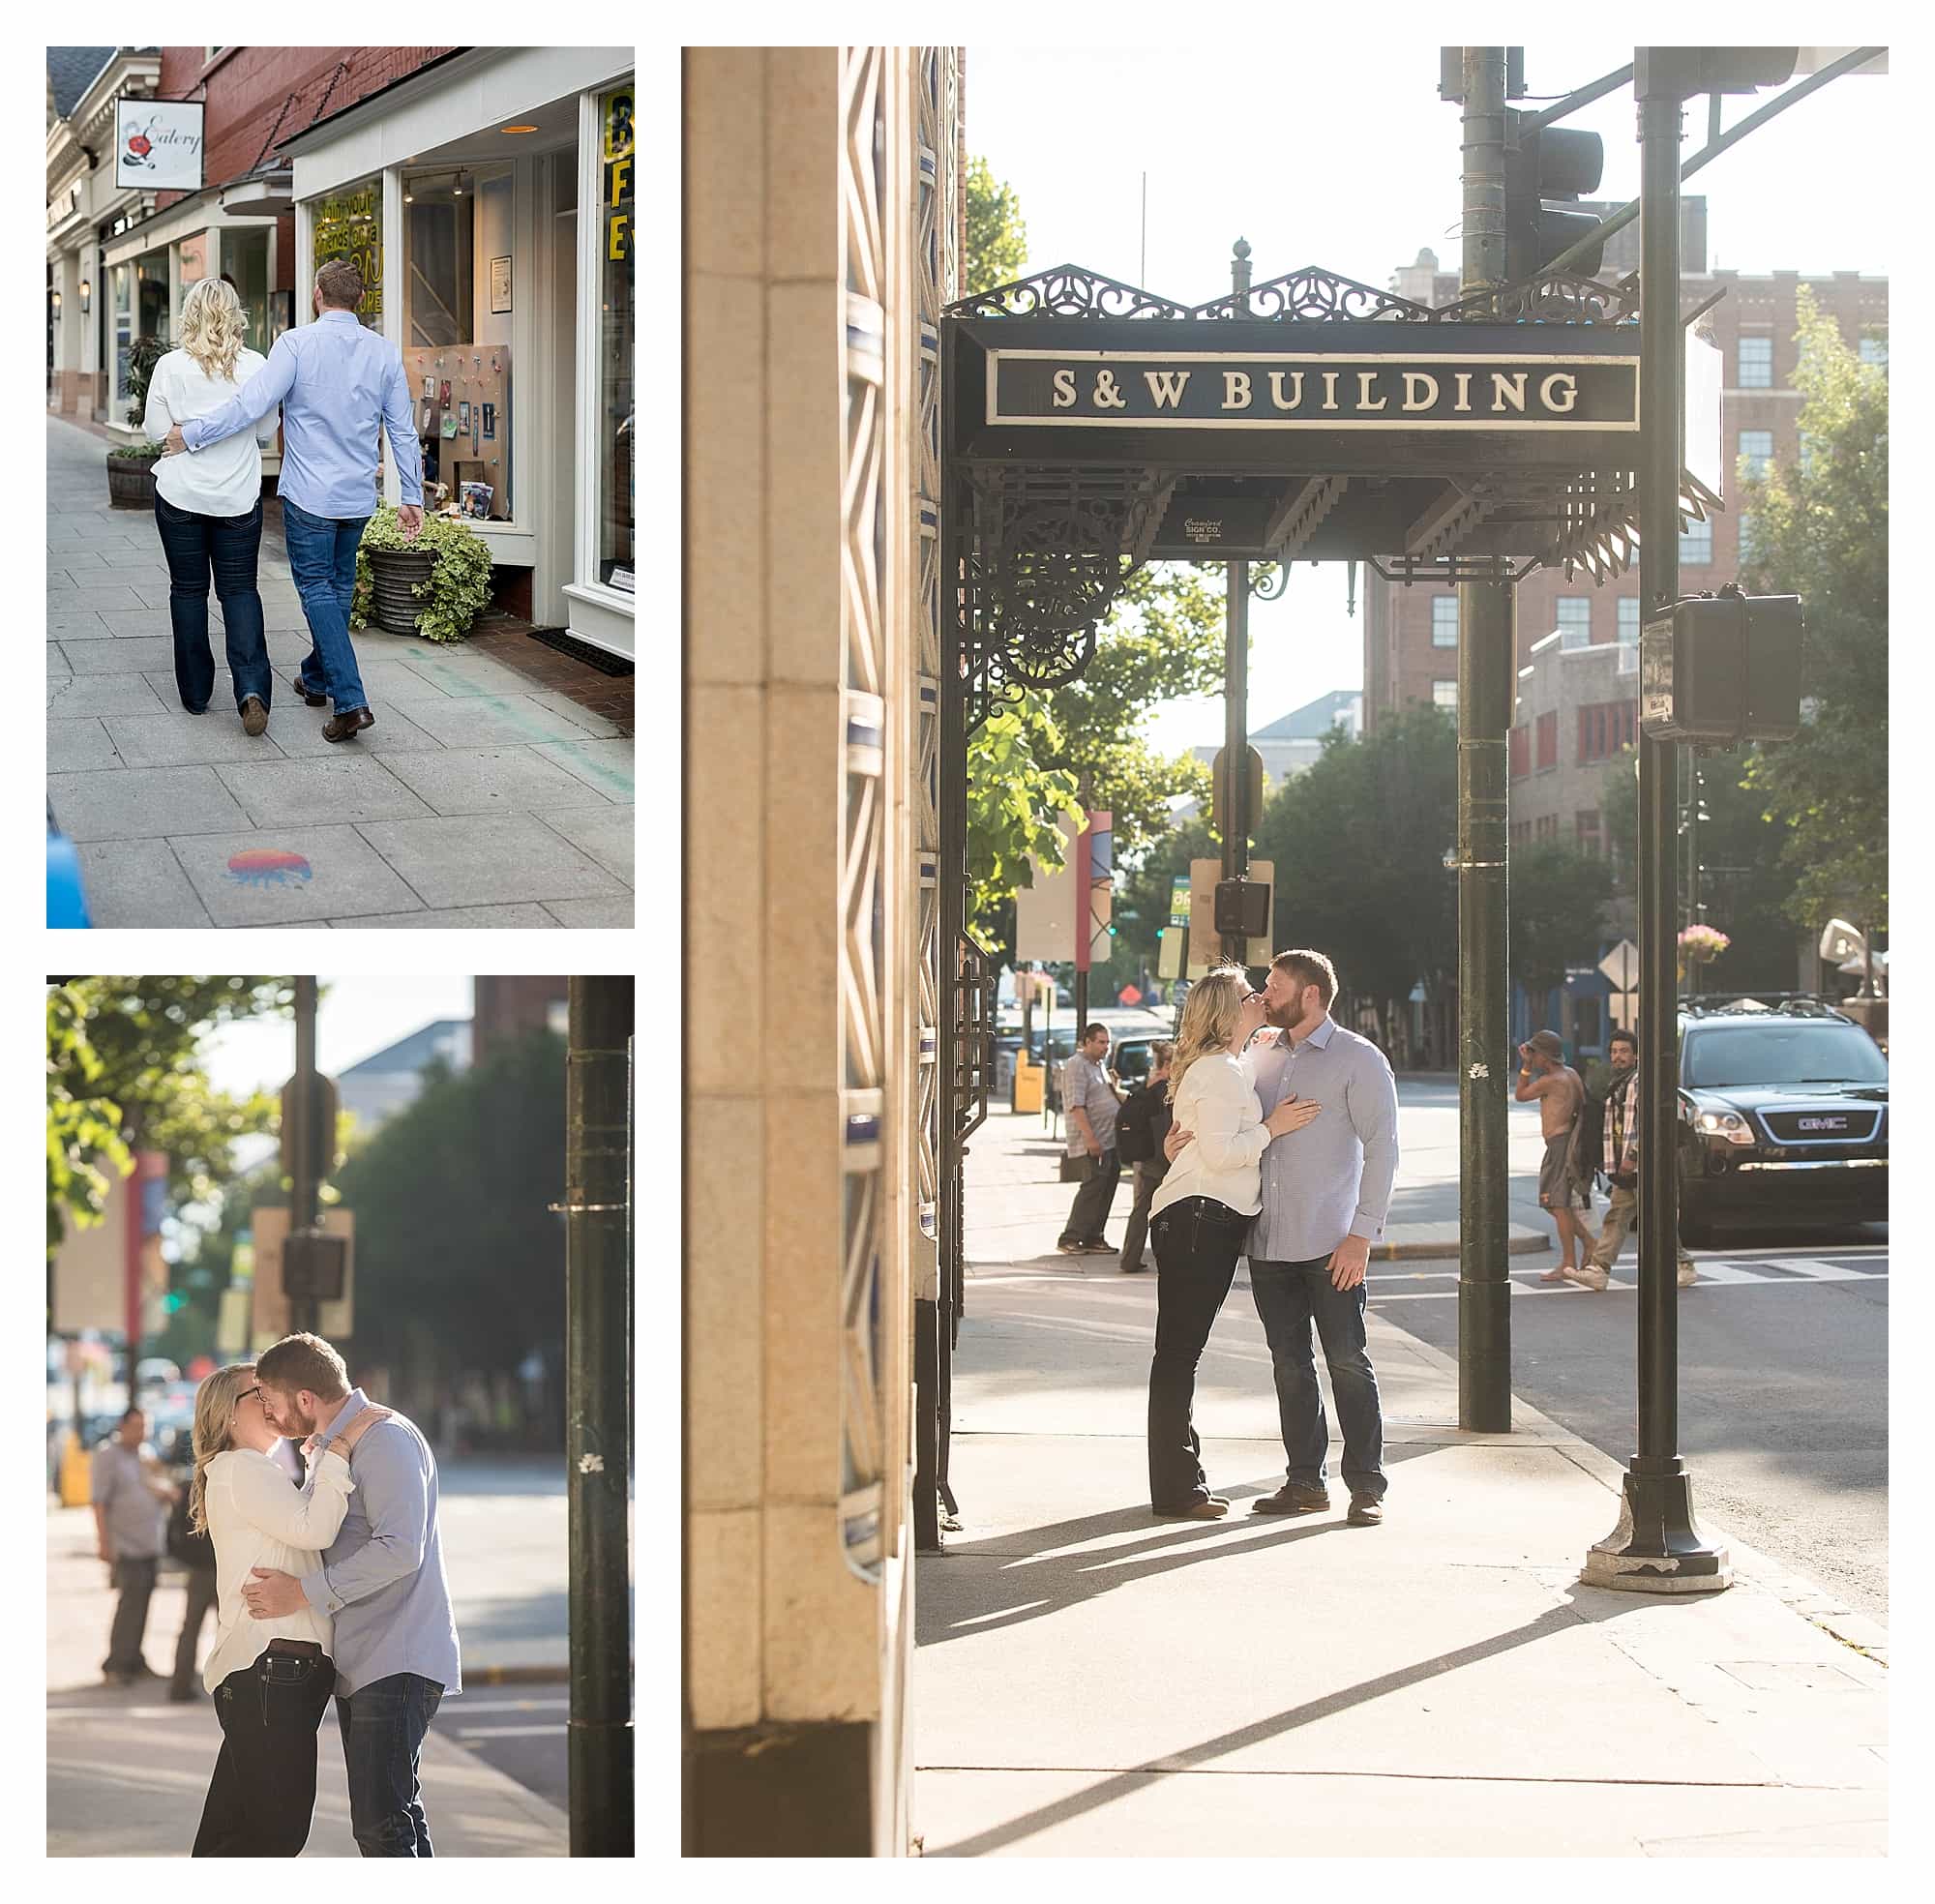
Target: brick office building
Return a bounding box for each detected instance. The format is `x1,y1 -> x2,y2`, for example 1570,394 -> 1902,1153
471,977 -> 569,1063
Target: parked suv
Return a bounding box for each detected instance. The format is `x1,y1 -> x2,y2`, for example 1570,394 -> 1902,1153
1676,997 -> 1888,1246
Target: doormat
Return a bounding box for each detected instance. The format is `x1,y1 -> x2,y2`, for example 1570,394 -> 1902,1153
523,626 -> 634,676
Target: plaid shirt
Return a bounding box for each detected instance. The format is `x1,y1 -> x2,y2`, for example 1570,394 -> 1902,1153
1603,1066 -> 1640,1176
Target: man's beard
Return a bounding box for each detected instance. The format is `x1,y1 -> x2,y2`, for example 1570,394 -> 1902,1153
1265,999 -> 1296,1028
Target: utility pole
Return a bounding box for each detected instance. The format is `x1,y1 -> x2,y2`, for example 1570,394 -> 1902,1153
565,976 -> 637,1850
1583,49 -> 1727,1593
288,976 -> 318,1336
1222,237 -> 1254,967
1455,47 -> 1513,1432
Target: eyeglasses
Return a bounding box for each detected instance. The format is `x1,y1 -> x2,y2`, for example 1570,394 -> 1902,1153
238,1385 -> 263,1405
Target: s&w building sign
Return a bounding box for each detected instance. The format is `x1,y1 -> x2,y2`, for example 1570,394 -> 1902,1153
987,349 -> 1638,431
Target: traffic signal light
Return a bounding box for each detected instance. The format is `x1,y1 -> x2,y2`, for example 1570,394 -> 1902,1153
1504,110 -> 1605,280
1639,589 -> 1802,745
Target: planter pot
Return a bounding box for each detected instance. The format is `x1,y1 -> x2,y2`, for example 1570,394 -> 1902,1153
367,546 -> 438,635
106,454 -> 159,510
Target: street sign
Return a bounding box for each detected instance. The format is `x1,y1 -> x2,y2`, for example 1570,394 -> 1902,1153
1211,744 -> 1265,847
1085,810 -> 1114,967
249,1206 -> 356,1347
1169,875 -> 1191,931
1157,926 -> 1183,979
1598,938 -> 1640,993
1014,813 -> 1082,962
1609,991 -> 1638,1035
1188,858 -> 1274,974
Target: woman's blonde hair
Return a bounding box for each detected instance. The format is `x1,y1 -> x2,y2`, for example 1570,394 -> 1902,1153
188,1361 -> 257,1536
178,277 -> 249,384
1166,967 -> 1253,1103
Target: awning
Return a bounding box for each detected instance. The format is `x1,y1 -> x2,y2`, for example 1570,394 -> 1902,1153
101,187 -> 279,270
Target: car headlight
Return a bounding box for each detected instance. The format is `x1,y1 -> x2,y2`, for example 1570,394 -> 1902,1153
1695,1110 -> 1756,1146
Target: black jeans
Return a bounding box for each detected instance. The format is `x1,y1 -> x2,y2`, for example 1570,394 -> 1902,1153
1249,1256 -> 1387,1501
153,491 -> 271,712
339,1672 -> 445,1857
1147,1198 -> 1250,1506
192,1649 -> 337,1856
1058,1148 -> 1121,1245
104,1555 -> 158,1674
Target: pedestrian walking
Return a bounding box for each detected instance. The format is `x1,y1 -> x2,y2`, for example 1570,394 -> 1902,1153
93,1408 -> 176,1685
1146,970 -> 1321,1518
166,1452 -> 220,1702
1057,1024 -> 1123,1255
1114,1040 -> 1176,1273
140,278 -> 283,733
1563,1026 -> 1697,1291
1173,950 -> 1399,1526
1515,1029 -> 1597,1281
161,258 -> 427,742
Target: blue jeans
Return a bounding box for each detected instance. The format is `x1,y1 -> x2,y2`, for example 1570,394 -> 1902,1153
336,1672 -> 443,1857
1249,1256 -> 1387,1502
153,492 -> 270,711
282,496 -> 371,715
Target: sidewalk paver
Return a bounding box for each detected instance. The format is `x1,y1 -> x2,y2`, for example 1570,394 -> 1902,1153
45,413 -> 634,927
914,1100 -> 1889,1858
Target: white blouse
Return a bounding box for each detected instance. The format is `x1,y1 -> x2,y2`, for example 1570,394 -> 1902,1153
199,1444 -> 355,1693
143,346 -> 280,519
1149,1051 -> 1271,1221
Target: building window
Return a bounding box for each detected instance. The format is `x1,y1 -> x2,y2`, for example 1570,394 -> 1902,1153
1431,594 -> 1459,646
1738,429 -> 1773,482
1680,518 -> 1712,566
1509,725 -> 1529,780
1738,512 -> 1756,564
597,82 -> 636,594
1859,335 -> 1888,368
313,179 -> 384,331
1535,814 -> 1560,841
1738,334 -> 1772,388
1576,810 -> 1603,854
111,262 -> 132,410
1617,597 -> 1640,643
1555,597 -> 1592,649
1535,709 -> 1558,770
1433,678 -> 1458,711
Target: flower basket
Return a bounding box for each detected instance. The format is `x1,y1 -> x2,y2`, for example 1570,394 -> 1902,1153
1676,925 -> 1731,985
350,505 -> 493,643
105,445 -> 162,509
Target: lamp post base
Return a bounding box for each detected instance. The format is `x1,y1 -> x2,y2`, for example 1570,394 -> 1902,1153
1581,1464 -> 1732,1594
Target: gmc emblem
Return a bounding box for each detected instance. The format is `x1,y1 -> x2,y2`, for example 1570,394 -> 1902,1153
1798,1116 -> 1848,1132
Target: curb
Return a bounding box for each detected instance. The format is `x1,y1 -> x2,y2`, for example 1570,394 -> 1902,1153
464,1663 -> 571,1685
1378,1233 -> 1546,1261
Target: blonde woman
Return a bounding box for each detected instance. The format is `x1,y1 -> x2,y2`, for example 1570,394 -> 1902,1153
142,277 -> 282,734
1145,968 -> 1320,1517
186,1362 -> 389,1857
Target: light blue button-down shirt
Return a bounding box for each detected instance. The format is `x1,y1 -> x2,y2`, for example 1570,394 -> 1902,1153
181,310 -> 424,519
1246,1016 -> 1401,1262
297,1388 -> 462,1698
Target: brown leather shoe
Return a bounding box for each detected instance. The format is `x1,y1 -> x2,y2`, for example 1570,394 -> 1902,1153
322,706 -> 375,743
1152,1496 -> 1230,1520
1251,1483 -> 1332,1516
1347,1495 -> 1384,1526
293,677 -> 327,707
240,697 -> 268,737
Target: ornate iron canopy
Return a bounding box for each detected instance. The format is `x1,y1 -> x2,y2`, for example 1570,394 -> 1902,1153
942,262 -> 1710,724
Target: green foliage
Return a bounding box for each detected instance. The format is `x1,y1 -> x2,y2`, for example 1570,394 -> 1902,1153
1737,288 -> 1888,935
1508,841 -> 1613,1000
107,442 -> 164,463
965,155 -> 1029,296
1116,814 -> 1215,973
1252,706 -> 1459,1019
966,694 -> 1083,947
350,504 -> 494,644
331,1032 -> 566,1388
123,333 -> 168,425
46,978 -> 291,1256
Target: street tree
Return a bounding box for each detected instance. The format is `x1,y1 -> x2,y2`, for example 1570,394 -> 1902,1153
965,155 -> 1028,296
1509,840 -> 1613,1021
967,692 -> 1083,948
1737,288 -> 1888,945
46,977 -> 290,1254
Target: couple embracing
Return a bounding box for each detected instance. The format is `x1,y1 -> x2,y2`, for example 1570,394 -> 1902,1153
1146,950 -> 1400,1525
186,1331 -> 459,1857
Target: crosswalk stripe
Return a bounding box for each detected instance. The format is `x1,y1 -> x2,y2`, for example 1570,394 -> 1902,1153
1677,1260 -> 1782,1285
1762,1256 -> 1880,1281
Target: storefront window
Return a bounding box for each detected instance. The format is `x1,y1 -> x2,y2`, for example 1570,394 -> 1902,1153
597,83 -> 634,593
136,251 -> 170,345
313,179 -> 383,330
400,162 -> 516,521
225,227 -> 271,358
178,231 -> 207,288
112,263 -> 132,405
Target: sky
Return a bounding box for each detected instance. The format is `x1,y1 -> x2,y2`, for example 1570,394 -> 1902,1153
200,975 -> 476,1100
965,42 -> 1891,758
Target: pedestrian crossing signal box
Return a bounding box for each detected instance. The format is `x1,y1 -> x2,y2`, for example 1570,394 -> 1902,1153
1640,591 -> 1801,745
283,1230 -> 348,1302
1215,878 -> 1272,940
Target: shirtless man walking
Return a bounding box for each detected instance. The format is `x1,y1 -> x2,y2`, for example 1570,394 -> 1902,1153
1516,1030 -> 1595,1282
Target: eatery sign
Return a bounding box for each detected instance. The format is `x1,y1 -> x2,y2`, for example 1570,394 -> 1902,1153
115,100 -> 204,193
986,348 -> 1638,431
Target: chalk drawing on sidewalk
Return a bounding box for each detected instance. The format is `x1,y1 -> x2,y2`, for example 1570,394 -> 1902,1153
225,848 -> 313,888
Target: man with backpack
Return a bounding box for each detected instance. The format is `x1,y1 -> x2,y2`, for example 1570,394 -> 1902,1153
1115,1041 -> 1176,1273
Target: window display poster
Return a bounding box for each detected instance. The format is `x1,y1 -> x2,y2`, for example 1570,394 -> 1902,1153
313,182 -> 383,328
603,88 -> 633,264
490,254 -> 512,313
116,100 -> 204,192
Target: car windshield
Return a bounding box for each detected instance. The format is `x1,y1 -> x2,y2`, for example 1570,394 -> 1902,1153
1682,1022 -> 1889,1089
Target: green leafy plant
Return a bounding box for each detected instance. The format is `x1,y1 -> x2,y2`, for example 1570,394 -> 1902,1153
350,503 -> 494,644
107,442 -> 164,462
122,333 -> 168,425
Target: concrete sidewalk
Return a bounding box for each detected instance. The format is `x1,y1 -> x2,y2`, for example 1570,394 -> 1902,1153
45,1500 -> 568,1855
915,1108 -> 1888,1856
46,414 -> 633,927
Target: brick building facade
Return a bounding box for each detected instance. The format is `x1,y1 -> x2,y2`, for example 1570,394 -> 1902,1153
471,976 -> 569,1063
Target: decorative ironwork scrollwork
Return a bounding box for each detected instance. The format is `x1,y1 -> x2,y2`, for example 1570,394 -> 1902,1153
1434,271 -> 1639,326
945,262 -> 1189,320
1192,267 -> 1437,324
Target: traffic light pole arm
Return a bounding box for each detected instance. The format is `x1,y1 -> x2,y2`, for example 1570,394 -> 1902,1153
1538,45 -> 1887,279
1518,62 -> 1632,134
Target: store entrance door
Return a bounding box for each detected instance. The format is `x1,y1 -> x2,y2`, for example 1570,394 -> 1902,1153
543,152 -> 579,629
